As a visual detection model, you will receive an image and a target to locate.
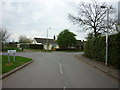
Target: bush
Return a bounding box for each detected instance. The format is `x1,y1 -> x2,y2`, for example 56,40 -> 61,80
56,48 -> 77,51
3,47 -> 22,52
84,33 -> 120,68
29,44 -> 43,49
20,44 -> 30,49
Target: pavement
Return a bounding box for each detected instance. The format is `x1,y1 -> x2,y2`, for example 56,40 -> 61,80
75,54 -> 119,80
2,52 -> 118,88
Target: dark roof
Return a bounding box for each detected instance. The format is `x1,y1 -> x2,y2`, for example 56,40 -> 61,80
34,38 -> 56,44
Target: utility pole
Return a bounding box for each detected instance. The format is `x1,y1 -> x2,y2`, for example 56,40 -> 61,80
105,8 -> 109,66
101,6 -> 109,66
46,28 -> 51,50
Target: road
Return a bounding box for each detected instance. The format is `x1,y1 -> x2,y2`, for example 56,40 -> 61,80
2,52 -> 118,88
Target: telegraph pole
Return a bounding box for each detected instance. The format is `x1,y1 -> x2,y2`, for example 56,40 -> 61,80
101,6 -> 109,66
46,28 -> 51,50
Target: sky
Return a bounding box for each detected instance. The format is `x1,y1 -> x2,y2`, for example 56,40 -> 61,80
1,0 -> 120,42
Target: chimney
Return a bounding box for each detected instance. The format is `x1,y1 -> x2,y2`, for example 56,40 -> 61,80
53,35 -> 56,40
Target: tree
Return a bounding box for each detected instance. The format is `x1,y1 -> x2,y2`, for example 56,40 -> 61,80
85,32 -> 102,40
68,1 -> 116,37
19,35 -> 32,44
0,27 -> 10,50
0,27 -> 10,43
85,32 -> 94,40
57,29 -> 77,48
112,17 -> 120,33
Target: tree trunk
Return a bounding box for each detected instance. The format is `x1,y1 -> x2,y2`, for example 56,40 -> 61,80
94,27 -> 98,37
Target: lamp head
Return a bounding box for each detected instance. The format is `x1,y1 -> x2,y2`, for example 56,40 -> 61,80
101,6 -> 106,8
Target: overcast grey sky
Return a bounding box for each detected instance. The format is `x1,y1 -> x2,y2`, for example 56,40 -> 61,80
1,0 -> 119,42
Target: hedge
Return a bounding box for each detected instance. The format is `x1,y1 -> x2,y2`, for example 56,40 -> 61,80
29,44 -> 43,49
20,44 -> 30,49
84,33 -> 120,68
56,48 -> 78,51
2,47 -> 22,52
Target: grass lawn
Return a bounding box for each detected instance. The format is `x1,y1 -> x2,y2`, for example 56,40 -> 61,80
0,55 -> 32,74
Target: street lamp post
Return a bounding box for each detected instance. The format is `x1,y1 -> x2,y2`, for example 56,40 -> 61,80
101,6 -> 109,66
46,28 -> 51,50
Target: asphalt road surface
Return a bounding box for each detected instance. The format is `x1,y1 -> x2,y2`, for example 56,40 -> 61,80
2,52 -> 118,88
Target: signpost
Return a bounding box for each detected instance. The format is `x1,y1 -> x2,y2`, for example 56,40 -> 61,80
7,50 -> 16,63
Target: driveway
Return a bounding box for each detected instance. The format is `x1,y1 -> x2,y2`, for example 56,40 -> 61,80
2,52 -> 118,88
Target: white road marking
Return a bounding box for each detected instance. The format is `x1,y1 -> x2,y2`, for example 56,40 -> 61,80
59,63 -> 63,74
63,86 -> 66,90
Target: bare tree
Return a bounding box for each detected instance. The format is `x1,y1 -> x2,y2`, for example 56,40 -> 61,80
68,1 -> 116,37
113,16 -> 120,33
0,27 -> 10,50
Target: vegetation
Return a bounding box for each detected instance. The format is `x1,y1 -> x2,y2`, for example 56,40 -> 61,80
19,35 -> 32,44
29,44 -> 43,49
84,33 -> 120,68
68,1 -> 117,37
85,32 -> 94,40
2,47 -> 23,52
25,48 -> 53,52
0,27 -> 11,51
1,55 -> 32,74
57,29 -> 77,48
56,50 -> 83,52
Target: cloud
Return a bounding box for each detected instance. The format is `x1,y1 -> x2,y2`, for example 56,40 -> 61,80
1,0 -> 119,42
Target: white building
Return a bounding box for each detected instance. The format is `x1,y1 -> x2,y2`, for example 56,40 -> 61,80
32,38 -> 59,50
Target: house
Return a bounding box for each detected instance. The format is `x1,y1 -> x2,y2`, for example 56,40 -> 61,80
76,40 -> 84,50
68,40 -> 84,50
32,38 -> 59,50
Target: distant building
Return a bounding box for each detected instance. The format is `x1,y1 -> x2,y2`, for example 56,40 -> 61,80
32,38 -> 59,50
75,40 -> 84,50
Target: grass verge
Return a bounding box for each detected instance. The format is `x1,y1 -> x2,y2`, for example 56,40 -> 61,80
0,55 -> 32,74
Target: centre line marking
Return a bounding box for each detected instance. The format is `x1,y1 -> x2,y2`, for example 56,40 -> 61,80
59,63 -> 63,74
63,87 -> 66,90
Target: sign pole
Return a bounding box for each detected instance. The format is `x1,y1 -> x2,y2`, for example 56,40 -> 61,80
7,50 -> 16,63
8,54 -> 10,63
13,53 -> 15,62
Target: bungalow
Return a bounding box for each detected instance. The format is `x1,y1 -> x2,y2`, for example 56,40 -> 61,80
32,38 -> 59,50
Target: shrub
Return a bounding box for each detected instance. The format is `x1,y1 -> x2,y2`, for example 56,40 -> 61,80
84,33 -> 120,68
29,44 -> 43,49
56,48 -> 77,51
20,44 -> 30,49
3,47 -> 22,52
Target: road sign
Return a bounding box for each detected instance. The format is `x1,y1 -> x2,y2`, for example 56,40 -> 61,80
8,50 -> 16,54
7,50 -> 16,63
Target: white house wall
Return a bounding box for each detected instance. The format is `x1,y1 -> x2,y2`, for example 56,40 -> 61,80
32,39 -> 37,44
32,39 -> 42,45
43,44 -> 59,50
44,44 -> 52,50
56,45 -> 59,49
